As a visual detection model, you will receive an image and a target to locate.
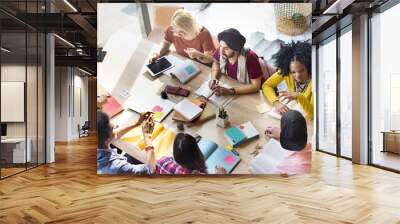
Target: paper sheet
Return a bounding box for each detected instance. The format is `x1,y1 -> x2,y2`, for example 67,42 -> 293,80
256,103 -> 271,114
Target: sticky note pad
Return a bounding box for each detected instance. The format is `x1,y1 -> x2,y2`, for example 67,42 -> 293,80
226,145 -> 233,151
185,65 -> 195,74
154,112 -> 164,120
256,103 -> 271,114
152,105 -> 163,112
224,154 -> 236,165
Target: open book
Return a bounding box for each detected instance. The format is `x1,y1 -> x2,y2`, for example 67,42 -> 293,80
197,137 -> 241,174
127,94 -> 175,122
120,123 -> 176,160
267,80 -> 307,119
165,55 -> 201,84
194,81 -> 232,107
249,139 -> 286,174
268,99 -> 307,120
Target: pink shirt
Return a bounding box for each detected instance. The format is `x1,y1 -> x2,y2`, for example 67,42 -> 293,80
273,143 -> 312,175
213,48 -> 263,81
164,26 -> 216,59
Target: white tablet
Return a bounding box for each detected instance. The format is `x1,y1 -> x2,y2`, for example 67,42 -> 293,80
145,56 -> 174,77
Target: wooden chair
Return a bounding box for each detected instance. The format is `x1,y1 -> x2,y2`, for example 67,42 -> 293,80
148,6 -> 183,43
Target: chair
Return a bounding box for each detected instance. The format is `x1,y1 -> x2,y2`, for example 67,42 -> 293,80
147,6 -> 183,43
79,121 -> 90,138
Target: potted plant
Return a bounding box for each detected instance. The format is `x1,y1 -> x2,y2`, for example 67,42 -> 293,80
216,107 -> 229,128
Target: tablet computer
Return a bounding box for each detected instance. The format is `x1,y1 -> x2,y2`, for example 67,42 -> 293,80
145,56 -> 174,77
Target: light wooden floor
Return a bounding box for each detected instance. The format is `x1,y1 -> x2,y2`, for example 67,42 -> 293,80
0,135 -> 400,223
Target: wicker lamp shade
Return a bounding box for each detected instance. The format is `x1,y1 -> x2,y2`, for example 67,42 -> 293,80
274,3 -> 312,36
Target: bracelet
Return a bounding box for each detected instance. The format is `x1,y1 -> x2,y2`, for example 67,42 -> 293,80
145,146 -> 154,152
230,88 -> 236,95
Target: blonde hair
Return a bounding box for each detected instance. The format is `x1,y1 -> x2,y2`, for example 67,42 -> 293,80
171,9 -> 200,35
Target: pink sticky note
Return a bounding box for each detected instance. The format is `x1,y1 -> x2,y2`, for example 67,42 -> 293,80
152,105 -> 163,112
224,154 -> 236,165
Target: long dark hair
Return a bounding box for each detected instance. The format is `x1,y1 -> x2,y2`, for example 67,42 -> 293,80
173,133 -> 207,173
272,41 -> 311,76
97,110 -> 113,149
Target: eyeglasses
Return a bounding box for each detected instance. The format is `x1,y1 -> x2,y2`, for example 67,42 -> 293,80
172,28 -> 186,36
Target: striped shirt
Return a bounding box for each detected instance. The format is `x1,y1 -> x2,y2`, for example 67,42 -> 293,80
155,156 -> 192,175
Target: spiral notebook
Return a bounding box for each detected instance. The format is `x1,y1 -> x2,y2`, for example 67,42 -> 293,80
197,137 -> 241,174
166,55 -> 201,84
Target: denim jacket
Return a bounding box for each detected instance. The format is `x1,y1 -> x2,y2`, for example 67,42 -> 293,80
97,148 -> 150,175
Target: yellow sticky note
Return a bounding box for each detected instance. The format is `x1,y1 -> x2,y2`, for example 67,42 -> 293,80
154,112 -> 164,120
256,103 -> 271,114
226,145 -> 233,151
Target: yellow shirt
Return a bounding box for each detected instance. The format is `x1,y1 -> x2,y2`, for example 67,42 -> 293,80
262,72 -> 314,120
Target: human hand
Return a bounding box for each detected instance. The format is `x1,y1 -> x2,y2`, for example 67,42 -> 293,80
273,101 -> 289,114
215,165 -> 227,174
97,95 -> 108,109
265,126 -> 281,140
279,91 -> 299,103
214,86 -> 234,96
184,48 -> 200,59
148,53 -> 160,64
138,112 -> 154,134
208,79 -> 219,90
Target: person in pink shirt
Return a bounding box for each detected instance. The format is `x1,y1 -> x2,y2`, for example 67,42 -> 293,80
265,110 -> 311,175
150,9 -> 216,65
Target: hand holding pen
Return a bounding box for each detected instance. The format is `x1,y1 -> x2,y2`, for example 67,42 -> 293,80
208,79 -> 219,91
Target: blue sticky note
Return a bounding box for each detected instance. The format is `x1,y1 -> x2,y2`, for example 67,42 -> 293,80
185,65 -> 195,75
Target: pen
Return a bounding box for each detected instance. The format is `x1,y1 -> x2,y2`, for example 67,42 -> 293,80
231,149 -> 239,156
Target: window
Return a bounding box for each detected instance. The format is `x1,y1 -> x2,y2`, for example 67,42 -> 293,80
339,28 -> 352,158
0,2 -> 46,179
317,36 -> 337,154
370,3 -> 400,171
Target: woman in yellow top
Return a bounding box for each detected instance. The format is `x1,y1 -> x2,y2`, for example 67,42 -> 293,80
262,41 -> 313,120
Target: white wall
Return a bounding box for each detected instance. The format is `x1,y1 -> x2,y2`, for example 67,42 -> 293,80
54,67 -> 89,141
55,67 -> 69,141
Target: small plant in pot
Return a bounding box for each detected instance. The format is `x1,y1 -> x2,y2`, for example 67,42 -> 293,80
216,107 -> 229,128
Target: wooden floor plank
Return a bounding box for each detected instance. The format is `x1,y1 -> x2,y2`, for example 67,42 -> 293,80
0,135 -> 400,223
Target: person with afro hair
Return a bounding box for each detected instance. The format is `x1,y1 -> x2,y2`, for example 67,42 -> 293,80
262,41 -> 313,120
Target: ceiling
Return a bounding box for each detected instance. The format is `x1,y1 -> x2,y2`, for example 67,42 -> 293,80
1,0 -> 394,75
0,0 -> 98,75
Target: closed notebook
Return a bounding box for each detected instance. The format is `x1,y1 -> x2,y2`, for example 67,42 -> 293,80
197,137 -> 240,174
173,98 -> 203,121
97,86 -> 123,118
224,121 -> 259,147
102,96 -> 124,118
166,56 -> 201,84
172,98 -> 216,125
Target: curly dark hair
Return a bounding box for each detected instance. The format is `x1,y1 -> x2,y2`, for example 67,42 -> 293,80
272,41 -> 311,76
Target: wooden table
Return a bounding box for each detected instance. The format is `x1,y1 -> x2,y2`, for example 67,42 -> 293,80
98,38 -> 313,174
381,131 -> 400,154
